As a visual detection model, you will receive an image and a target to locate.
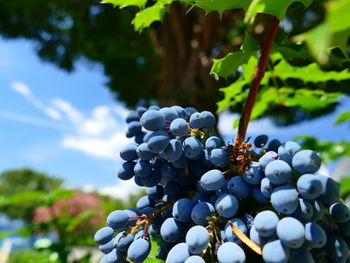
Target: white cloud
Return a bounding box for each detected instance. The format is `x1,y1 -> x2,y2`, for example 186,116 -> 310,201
44,107 -> 62,120
51,98 -> 83,124
98,179 -> 143,199
11,82 -> 31,96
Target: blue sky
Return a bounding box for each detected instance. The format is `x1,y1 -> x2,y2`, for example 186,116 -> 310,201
0,37 -> 349,197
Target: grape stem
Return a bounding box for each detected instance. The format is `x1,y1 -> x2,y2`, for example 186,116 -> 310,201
235,17 -> 280,145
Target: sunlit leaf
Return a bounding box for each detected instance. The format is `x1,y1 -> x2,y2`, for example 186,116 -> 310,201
340,177 -> 350,199
189,0 -> 252,15
101,0 -> 147,8
335,111 -> 350,125
0,191 -> 45,206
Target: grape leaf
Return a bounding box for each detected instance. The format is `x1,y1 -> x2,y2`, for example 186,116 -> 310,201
189,0 -> 252,15
101,0 -> 147,8
335,111 -> 350,125
132,1 -> 172,30
144,239 -> 164,263
245,0 -> 313,22
340,177 -> 350,199
294,0 -> 350,64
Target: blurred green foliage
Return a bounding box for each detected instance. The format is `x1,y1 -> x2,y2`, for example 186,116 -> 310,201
6,250 -> 59,263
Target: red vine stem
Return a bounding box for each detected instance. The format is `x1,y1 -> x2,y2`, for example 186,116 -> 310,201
235,17 -> 280,145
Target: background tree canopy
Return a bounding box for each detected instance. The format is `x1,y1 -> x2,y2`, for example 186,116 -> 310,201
1,0 -> 349,126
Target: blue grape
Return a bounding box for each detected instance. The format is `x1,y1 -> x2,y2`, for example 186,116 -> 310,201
304,222 -> 327,248
227,176 -> 250,199
254,210 -> 279,238
159,107 -> 179,122
183,137 -> 203,159
163,139 -> 183,162
156,247 -> 167,260
260,177 -> 274,198
172,198 -> 194,222
309,199 -> 325,221
147,131 -> 170,153
191,202 -> 215,225
200,111 -> 215,128
224,218 -> 247,243
243,161 -> 263,185
126,112 -> 139,123
140,110 -> 165,131
186,225 -> 210,254
215,194 -> 239,218
189,112 -> 205,129
292,150 -> 321,174
297,174 -> 323,200
200,169 -> 225,191
254,135 -> 268,147
165,243 -> 190,263
252,186 -> 269,203
209,148 -> 229,168
107,210 -> 129,230
278,141 -> 301,164
172,155 -> 188,168
265,160 -> 292,185
171,106 -> 187,120
148,105 -> 160,111
291,198 -> 314,221
258,151 -> 279,171
267,139 -> 281,152
105,249 -> 126,263
94,226 -> 114,245
134,132 -> 145,144
115,231 -> 134,252
136,143 -> 155,160
205,136 -> 223,151
277,217 -> 305,248
164,181 -> 183,200
289,246 -> 314,263
316,174 -> 340,205
147,185 -> 164,201
136,195 -> 154,210
127,121 -> 142,136
160,217 -> 184,243
262,239 -> 289,263
99,238 -> 115,254
134,160 -> 152,177
215,180 -> 228,196
137,106 -> 147,117
217,242 -> 246,263
324,235 -> 348,263
127,238 -> 151,263
184,256 -> 205,263
329,202 -> 350,223
170,118 -> 188,137
249,226 -> 268,247
185,107 -> 197,119
117,162 -> 135,180
271,185 -> 299,214
120,143 -> 138,161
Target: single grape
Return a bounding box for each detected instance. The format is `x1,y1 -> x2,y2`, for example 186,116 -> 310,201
277,217 -> 305,248
316,174 -> 340,205
271,185 -> 299,214
266,139 -> 281,152
163,139 -> 184,162
171,106 -> 188,120
324,235 -> 348,263
165,243 -> 190,263
243,161 -> 263,185
147,131 -> 170,153
209,148 -> 229,168
291,198 -> 314,221
191,202 -> 215,226
265,160 -> 292,185
159,107 -> 179,122
105,248 -> 126,263
254,135 -> 268,148
184,256 -> 205,263
329,202 -> 350,223
127,121 -> 142,136
260,177 -> 275,198
254,210 -> 279,238
217,242 -> 246,263
136,195 -> 154,210
94,226 -> 114,245
170,118 -> 188,137
200,169 -> 225,191
120,143 -> 138,161
185,107 -> 197,119
186,225 -> 210,254
172,198 -> 194,222
296,174 -> 323,200
262,239 -> 290,263
136,106 -> 147,117
148,105 -> 160,111
136,143 -> 155,161
160,217 -> 184,243
252,186 -> 269,203
304,222 -> 327,248
107,210 -> 129,230
99,238 -> 115,254
115,231 -> 134,252
200,111 -> 215,128
183,137 -> 203,159
292,150 -> 321,174
189,112 -> 205,129
127,238 -> 151,263
215,193 -> 239,218
227,176 -> 250,199
117,161 -> 135,180
205,136 -> 223,151
278,141 -> 301,164
134,160 -> 152,177
258,151 -> 279,171
140,110 -> 165,131
126,111 -> 139,123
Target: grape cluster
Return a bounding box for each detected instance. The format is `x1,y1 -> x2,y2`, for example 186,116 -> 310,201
94,105 -> 350,263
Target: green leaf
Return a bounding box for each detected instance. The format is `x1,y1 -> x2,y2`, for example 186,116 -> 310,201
132,0 -> 173,30
271,54 -> 350,82
251,87 -> 277,120
340,177 -> 350,199
335,111 -> 350,125
191,0 -> 252,15
211,51 -> 251,79
101,0 -> 147,8
294,0 -> 350,64
0,191 -> 45,206
245,0 -> 313,22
